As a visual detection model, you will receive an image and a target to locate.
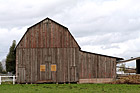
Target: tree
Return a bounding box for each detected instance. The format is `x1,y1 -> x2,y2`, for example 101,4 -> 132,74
0,62 -> 3,73
6,40 -> 16,74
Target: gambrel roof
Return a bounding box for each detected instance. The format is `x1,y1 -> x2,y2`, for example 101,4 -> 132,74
16,17 -> 123,60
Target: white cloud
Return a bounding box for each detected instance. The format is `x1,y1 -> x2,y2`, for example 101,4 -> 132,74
0,0 -> 140,62
0,27 -> 27,59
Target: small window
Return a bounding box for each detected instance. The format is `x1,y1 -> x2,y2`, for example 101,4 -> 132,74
51,64 -> 56,71
40,65 -> 46,72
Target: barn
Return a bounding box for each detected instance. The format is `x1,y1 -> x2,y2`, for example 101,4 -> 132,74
15,18 -> 123,84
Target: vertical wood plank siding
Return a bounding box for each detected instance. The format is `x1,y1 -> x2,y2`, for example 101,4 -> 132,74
78,51 -> 117,79
16,18 -> 119,83
17,20 -> 79,49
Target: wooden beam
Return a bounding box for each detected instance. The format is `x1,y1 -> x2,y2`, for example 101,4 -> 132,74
117,57 -> 140,64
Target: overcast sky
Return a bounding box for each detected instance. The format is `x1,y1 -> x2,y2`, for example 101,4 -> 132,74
0,0 -> 140,67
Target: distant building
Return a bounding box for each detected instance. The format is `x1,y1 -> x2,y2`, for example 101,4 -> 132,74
117,57 -> 140,74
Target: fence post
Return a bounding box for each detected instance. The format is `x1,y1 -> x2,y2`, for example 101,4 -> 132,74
0,76 -> 1,85
13,76 -> 15,84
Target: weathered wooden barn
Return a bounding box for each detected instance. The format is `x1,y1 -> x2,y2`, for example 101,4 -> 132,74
16,18 -> 123,84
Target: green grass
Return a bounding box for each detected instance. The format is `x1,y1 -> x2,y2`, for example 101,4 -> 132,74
0,84 -> 140,93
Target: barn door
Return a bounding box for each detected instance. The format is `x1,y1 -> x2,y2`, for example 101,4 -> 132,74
46,62 -> 52,80
70,66 -> 78,82
38,48 -> 53,82
39,55 -> 52,82
18,68 -> 26,83
40,63 -> 52,80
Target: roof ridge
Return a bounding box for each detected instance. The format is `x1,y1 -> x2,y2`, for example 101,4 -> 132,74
28,17 -> 68,30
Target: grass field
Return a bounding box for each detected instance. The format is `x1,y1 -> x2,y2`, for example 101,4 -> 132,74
1,84 -> 140,93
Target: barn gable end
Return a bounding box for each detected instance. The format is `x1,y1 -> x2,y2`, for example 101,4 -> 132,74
16,18 -> 80,49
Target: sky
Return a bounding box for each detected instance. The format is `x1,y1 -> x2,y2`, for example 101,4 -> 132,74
0,0 -> 140,67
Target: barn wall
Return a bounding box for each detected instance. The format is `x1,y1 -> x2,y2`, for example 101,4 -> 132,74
78,51 -> 116,83
16,48 -> 117,83
16,48 -> 79,83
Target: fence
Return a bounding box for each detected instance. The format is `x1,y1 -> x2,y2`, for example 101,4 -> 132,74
0,76 -> 16,85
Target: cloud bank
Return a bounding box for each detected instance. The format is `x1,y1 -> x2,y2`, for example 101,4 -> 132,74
0,0 -> 140,67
